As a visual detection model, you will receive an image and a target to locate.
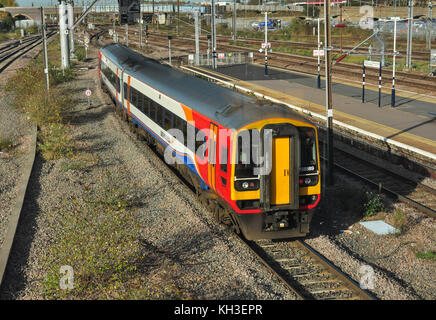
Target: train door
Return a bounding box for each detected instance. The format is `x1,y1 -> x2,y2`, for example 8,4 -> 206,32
208,123 -> 218,191
260,123 -> 300,210
270,137 -> 290,205
216,128 -> 230,197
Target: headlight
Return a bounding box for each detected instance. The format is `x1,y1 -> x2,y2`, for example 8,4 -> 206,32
299,175 -> 319,187
235,180 -> 260,191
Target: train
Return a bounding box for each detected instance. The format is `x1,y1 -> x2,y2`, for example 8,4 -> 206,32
98,43 -> 321,240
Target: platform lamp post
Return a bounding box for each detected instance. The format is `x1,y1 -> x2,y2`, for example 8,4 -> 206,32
427,2 -> 433,51
211,0 -> 217,69
317,17 -> 322,89
406,0 -> 414,69
139,5 -> 143,49
324,0 -> 334,185
168,35 -> 172,65
391,17 -> 399,107
264,11 -> 268,75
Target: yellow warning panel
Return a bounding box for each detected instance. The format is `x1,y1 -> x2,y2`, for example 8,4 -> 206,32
271,137 -> 290,205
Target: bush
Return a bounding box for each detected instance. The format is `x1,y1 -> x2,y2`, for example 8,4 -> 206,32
75,46 -> 87,61
361,191 -> 385,218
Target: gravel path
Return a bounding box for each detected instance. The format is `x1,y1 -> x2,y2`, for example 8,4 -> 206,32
0,47 -> 298,299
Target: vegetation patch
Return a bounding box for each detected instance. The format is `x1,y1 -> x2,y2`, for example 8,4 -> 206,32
60,152 -> 99,172
41,171 -> 183,299
4,37 -> 75,160
415,250 -> 436,262
361,191 -> 385,218
74,46 -> 87,62
0,135 -> 13,151
391,209 -> 407,235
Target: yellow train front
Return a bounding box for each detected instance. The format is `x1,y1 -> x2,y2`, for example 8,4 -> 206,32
99,44 -> 321,241
227,119 -> 321,240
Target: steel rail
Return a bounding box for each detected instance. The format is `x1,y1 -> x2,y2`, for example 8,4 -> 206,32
319,148 -> 436,219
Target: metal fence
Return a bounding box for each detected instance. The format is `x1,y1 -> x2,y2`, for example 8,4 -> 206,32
187,51 -> 254,67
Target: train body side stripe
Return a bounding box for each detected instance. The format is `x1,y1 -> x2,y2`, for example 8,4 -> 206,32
102,78 -> 204,184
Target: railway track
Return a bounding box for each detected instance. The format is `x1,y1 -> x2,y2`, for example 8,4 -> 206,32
0,32 -> 55,73
244,238 -> 375,300
323,147 -> 436,219
212,34 -> 431,62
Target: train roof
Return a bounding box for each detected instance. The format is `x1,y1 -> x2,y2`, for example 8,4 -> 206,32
100,43 -> 313,130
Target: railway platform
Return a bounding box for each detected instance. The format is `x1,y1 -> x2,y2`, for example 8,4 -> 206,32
182,63 -> 436,167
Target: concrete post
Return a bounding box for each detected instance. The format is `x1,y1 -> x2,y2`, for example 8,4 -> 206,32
59,0 -> 70,69
233,0 -> 236,41
67,0 -> 75,58
427,2 -> 433,51
194,11 -> 200,66
406,0 -> 414,69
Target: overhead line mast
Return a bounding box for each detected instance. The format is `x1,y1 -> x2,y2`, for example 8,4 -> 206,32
324,0 -> 334,186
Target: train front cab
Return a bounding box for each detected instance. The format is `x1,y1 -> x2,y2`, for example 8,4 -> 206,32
230,119 -> 321,240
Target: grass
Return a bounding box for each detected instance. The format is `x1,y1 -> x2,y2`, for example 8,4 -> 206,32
60,152 -> 99,172
4,36 -> 75,160
41,170 -> 183,299
74,46 -> 87,62
0,31 -> 16,42
0,136 -> 13,151
392,209 -> 406,235
415,250 -> 436,262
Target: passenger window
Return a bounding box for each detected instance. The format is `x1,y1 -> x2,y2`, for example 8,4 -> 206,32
195,128 -> 207,159
156,104 -> 163,126
149,100 -> 156,121
220,146 -> 228,173
163,109 -> 173,130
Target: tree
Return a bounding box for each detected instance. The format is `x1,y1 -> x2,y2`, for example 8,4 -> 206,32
0,0 -> 18,7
